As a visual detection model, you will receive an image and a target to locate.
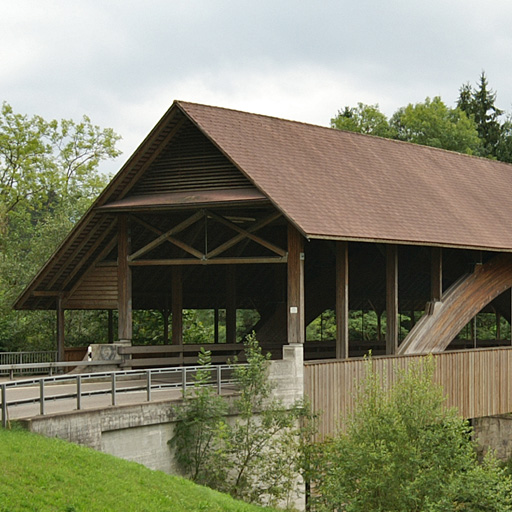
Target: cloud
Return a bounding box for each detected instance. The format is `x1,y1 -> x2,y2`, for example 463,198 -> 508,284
2,0 -> 512,176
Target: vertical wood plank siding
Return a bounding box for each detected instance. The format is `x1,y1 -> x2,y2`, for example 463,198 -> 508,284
304,347 -> 512,439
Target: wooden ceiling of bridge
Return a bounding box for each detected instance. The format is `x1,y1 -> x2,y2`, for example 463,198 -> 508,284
15,101 -> 512,311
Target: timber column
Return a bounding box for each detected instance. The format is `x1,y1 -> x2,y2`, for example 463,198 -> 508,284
386,244 -> 398,354
287,225 -> 305,344
336,241 -> 349,359
117,214 -> 132,344
56,296 -> 65,362
171,267 -> 183,345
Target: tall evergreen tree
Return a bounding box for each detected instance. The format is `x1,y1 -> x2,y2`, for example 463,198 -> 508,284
457,72 -> 504,158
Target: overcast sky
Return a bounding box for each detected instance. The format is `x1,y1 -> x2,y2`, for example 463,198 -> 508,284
2,0 -> 512,172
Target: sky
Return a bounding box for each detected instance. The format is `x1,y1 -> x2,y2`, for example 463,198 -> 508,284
2,0 -> 512,173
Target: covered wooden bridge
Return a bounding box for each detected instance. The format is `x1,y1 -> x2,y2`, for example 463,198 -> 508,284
14,101 -> 512,370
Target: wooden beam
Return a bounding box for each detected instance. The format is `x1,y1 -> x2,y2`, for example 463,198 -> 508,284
129,256 -> 287,266
46,216 -> 115,290
226,268 -> 237,344
206,211 -> 282,259
171,267 -> 183,345
32,291 -> 63,297
162,308 -> 170,344
60,221 -> 117,291
287,225 -> 305,344
56,297 -> 65,362
63,236 -> 118,304
108,310 -> 114,344
214,308 -> 219,343
129,210 -> 204,261
206,210 -> 286,257
386,244 -> 398,355
117,215 -> 132,342
431,247 -> 443,301
336,242 -> 349,359
118,116 -> 187,199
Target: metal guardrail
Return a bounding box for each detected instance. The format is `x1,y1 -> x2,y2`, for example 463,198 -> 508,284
0,359 -> 122,380
0,351 -> 58,375
1,364 -> 240,428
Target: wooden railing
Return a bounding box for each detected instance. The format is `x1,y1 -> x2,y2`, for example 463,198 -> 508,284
304,347 -> 512,439
118,343 -> 245,368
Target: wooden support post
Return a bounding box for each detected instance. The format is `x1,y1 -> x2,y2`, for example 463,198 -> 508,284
287,225 -> 305,344
386,244 -> 398,355
214,308 -> 219,344
431,247 -> 443,301
336,241 -> 349,359
117,215 -> 132,342
171,267 -> 183,345
107,310 -> 114,344
162,308 -> 170,344
226,268 -> 237,344
56,296 -> 65,362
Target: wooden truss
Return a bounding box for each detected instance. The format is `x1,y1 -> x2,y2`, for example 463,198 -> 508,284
127,209 -> 286,266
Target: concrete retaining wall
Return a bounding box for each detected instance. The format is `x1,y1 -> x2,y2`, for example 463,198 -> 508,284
19,344 -> 305,476
473,414 -> 512,461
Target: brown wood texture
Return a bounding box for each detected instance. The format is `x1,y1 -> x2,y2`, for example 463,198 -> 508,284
171,267 -> 183,345
226,268 -> 237,344
386,244 -> 398,354
119,343 -> 245,368
304,347 -> 512,440
431,247 -> 443,301
399,254 -> 512,355
287,225 -> 305,344
64,265 -> 118,309
56,297 -> 65,362
335,241 -> 349,359
117,215 -> 132,341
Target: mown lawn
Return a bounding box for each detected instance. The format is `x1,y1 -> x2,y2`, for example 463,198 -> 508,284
0,427 -> 277,512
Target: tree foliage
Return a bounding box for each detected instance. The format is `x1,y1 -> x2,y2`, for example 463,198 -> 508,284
170,334 -> 309,509
169,347 -> 228,482
457,72 -> 506,159
330,103 -> 395,138
332,72 -> 512,163
390,96 -> 482,154
0,103 -> 121,351
314,358 -> 512,512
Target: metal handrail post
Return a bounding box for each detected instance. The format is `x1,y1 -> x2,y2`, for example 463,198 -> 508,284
1,384 -> 7,428
40,380 -> 45,416
217,365 -> 222,394
111,373 -> 117,406
76,375 -> 82,410
182,367 -> 187,393
146,370 -> 151,402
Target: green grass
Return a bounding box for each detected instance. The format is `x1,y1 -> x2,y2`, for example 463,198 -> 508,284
0,427 -> 277,512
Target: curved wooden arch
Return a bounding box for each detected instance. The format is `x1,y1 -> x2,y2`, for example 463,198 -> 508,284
398,254 -> 512,355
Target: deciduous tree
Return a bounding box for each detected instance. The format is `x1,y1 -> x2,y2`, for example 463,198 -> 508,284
390,96 -> 482,154
0,103 -> 121,351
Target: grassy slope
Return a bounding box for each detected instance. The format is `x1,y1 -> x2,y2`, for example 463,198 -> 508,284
0,428 -> 276,512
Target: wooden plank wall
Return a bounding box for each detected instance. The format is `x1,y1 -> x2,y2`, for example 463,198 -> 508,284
64,265 -> 118,309
304,347 -> 512,439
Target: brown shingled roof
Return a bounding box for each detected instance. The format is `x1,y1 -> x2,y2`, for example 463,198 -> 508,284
179,101 -> 512,251
14,100 -> 512,309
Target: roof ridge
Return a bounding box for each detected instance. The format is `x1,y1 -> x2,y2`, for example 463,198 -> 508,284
176,100 -> 512,167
